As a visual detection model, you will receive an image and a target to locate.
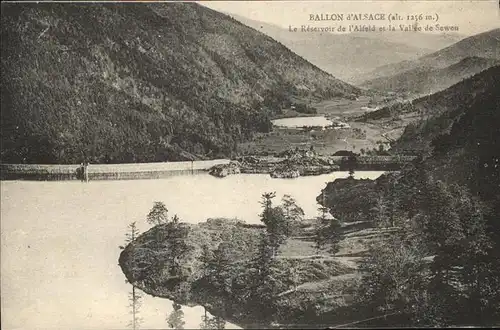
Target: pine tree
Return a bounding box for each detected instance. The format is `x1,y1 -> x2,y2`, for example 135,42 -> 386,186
256,231 -> 273,274
281,194 -> 305,235
147,201 -> 169,226
314,206 -> 342,254
250,232 -> 280,323
259,192 -> 288,257
125,221 -> 140,243
211,242 -> 233,296
282,195 -> 303,220
357,238 -> 427,322
260,192 -> 276,213
371,195 -> 390,228
120,222 -> 141,251
164,218 -> 190,277
199,245 -> 215,278
315,206 -> 330,252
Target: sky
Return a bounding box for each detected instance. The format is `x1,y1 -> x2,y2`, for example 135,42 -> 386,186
200,1 -> 500,36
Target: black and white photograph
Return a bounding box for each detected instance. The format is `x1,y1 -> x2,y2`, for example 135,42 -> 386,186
1,0 -> 499,329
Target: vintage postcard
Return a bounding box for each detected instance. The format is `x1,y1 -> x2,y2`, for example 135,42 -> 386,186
1,0 -> 499,329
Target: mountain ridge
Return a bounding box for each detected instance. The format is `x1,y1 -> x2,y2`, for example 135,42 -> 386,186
360,56 -> 500,96
1,2 -> 359,164
359,28 -> 500,84
226,13 -> 440,82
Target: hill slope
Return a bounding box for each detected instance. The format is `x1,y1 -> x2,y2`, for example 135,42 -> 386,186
117,67 -> 500,328
390,65 -> 500,155
358,65 -> 500,197
355,65 -> 500,152
118,67 -> 500,328
360,28 -> 500,84
1,3 -> 359,164
361,56 -> 500,95
317,65 -> 500,328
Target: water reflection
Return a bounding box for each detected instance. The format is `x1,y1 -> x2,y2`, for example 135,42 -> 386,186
167,302 -> 185,329
200,309 -> 226,329
271,116 -> 333,128
128,285 -> 143,330
1,172 -> 384,329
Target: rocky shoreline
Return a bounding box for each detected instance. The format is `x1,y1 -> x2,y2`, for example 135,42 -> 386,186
117,175 -> 404,329
118,217 -> 361,329
209,151 -> 341,178
208,151 -> 416,179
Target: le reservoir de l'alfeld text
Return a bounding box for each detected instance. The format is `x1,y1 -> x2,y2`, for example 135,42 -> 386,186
293,24 -> 459,33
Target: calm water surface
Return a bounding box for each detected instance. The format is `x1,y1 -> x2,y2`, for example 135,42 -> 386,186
271,116 -> 333,128
1,171 -> 384,330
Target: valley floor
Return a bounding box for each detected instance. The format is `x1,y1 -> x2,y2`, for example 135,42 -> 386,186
239,95 -> 407,156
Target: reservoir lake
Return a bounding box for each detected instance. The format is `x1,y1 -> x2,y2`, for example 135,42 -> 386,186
271,116 -> 334,128
1,171 -> 384,330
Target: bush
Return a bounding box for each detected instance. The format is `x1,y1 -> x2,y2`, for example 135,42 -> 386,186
294,103 -> 317,114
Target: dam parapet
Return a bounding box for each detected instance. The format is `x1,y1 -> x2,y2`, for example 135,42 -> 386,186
0,160 -> 231,181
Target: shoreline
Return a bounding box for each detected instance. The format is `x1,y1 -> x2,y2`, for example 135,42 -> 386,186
0,155 -> 415,181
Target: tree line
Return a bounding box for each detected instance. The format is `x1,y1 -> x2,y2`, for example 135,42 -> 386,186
121,193 -> 346,328
121,170 -> 500,328
351,164 -> 500,326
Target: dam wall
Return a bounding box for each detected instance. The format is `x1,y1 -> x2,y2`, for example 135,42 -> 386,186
0,160 -> 231,181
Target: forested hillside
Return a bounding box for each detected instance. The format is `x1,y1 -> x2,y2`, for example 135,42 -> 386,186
319,66 -> 500,326
1,3 -> 359,164
117,67 -> 499,328
391,65 -> 500,155
356,66 -> 499,155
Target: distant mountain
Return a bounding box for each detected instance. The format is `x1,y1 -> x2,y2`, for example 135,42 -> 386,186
359,28 -> 500,84
0,3 -> 359,164
228,14 -> 437,82
361,56 -> 500,95
350,30 -> 464,51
